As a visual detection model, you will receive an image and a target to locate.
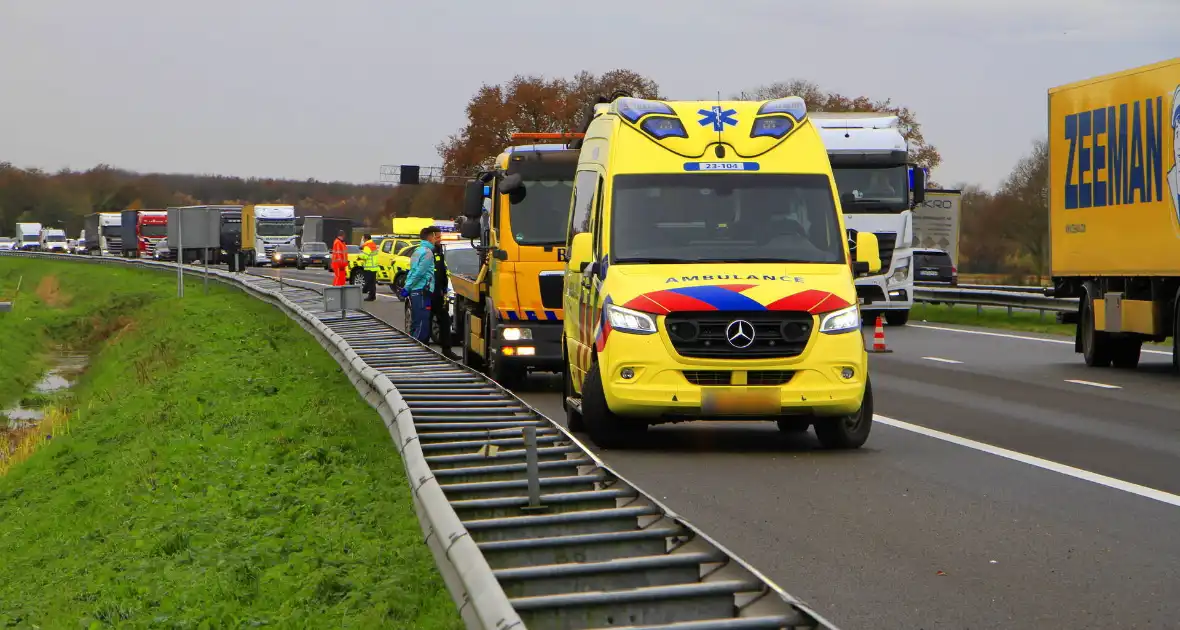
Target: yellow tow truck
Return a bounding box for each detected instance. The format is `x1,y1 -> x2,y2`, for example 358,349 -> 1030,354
454,133 -> 580,384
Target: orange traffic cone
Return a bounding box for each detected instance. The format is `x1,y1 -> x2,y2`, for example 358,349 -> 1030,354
868,313 -> 892,353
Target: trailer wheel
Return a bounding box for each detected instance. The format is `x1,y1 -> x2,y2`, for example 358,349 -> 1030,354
1081,287 -> 1113,367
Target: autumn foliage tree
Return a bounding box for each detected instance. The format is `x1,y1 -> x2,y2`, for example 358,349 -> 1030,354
438,70 -> 662,176
734,79 -> 942,171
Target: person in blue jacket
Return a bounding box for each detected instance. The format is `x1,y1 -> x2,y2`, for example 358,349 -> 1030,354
405,226 -> 440,343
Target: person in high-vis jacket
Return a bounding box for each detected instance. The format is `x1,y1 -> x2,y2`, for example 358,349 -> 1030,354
405,226 -> 440,343
330,230 -> 349,286
431,242 -> 458,360
361,234 -> 379,301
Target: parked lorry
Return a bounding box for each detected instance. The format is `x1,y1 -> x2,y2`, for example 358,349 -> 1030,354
557,94 -> 882,449
15,222 -> 42,250
84,212 -> 123,255
811,112 -> 926,326
1049,57 -> 1180,371
455,133 -> 580,384
297,215 -> 354,249
39,227 -> 68,252
241,204 -> 297,266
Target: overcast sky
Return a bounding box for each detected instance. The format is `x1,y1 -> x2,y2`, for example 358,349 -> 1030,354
1,0 -> 1176,191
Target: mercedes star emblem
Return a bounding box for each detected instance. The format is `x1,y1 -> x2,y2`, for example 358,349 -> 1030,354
725,319 -> 755,348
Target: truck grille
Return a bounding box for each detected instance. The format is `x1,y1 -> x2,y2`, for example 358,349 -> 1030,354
664,311 -> 813,360
144,239 -> 161,256
538,273 -> 564,310
874,232 -> 897,273
106,236 -> 122,253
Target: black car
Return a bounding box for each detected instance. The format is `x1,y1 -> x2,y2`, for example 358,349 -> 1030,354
913,248 -> 957,286
298,241 -> 331,270
271,244 -> 301,268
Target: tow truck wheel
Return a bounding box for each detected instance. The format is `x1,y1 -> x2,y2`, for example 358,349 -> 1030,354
581,363 -> 645,449
813,378 -> 873,450
1111,338 -> 1142,369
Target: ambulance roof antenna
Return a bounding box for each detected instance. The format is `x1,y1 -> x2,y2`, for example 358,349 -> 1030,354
714,90 -> 726,159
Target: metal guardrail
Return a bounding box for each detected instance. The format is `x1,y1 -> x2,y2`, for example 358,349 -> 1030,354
913,285 -> 1076,315
2,250 -> 839,630
957,283 -> 1051,293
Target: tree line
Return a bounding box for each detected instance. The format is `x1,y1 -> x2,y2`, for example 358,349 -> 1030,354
2,69 -> 1048,281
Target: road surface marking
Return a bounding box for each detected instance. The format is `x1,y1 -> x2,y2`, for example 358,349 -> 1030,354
875,414 -> 1180,508
1064,379 -> 1122,389
921,356 -> 963,364
911,323 -> 1172,356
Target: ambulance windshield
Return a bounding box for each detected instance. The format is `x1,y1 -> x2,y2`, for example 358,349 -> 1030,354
610,173 -> 846,265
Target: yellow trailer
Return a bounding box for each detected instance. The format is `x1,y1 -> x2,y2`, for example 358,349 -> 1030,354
1048,57 -> 1180,370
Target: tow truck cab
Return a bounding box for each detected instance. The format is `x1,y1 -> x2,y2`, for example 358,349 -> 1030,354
561,95 -> 882,449
455,135 -> 579,384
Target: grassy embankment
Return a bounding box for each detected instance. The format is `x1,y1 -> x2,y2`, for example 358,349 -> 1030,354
0,258 -> 460,628
910,302 -> 1075,336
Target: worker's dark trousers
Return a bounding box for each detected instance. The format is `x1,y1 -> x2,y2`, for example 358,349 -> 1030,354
362,270 -> 377,300
431,292 -> 451,347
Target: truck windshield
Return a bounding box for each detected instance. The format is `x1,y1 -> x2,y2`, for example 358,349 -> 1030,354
258,219 -> 296,237
47,234 -> 65,242
831,165 -> 910,213
21,235 -> 38,242
141,224 -> 167,237
507,179 -> 574,246
101,226 -> 120,236
611,173 -> 847,265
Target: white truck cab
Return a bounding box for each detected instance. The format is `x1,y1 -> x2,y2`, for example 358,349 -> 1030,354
812,113 -> 926,326
250,205 -> 298,265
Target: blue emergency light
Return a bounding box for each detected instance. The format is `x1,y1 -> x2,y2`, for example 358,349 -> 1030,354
482,184 -> 491,197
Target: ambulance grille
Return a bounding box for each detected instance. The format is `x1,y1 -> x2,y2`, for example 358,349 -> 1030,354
664,311 -> 813,359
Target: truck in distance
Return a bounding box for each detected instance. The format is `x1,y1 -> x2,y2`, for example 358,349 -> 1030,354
39,227 -> 68,253
811,112 -> 926,326
1048,56 -> 1180,371
241,204 -> 298,266
559,94 -> 882,449
84,212 -> 123,255
15,223 -> 42,251
119,209 -> 168,257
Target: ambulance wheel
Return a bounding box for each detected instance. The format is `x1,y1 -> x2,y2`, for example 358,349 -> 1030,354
563,348 -> 585,432
1081,288 -> 1113,367
813,378 -> 873,450
581,363 -> 645,449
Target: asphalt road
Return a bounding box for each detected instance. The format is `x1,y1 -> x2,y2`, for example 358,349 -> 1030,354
247,266 -> 1180,629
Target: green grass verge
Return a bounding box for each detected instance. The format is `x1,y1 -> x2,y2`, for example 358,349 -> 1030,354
911,302 -> 1076,336
0,257 -> 460,629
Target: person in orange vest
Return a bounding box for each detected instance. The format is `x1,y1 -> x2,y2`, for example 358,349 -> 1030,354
330,230 -> 349,286
360,234 -> 379,301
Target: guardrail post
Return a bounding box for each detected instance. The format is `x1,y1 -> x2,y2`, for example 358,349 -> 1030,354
521,425 -> 546,513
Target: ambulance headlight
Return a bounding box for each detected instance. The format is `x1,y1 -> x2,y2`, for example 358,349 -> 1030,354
604,304 -> 660,337
819,305 -> 860,335
605,303 -> 657,335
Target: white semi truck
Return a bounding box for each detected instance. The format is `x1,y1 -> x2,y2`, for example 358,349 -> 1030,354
242,204 -> 298,265
15,222 -> 43,251
812,113 -> 926,326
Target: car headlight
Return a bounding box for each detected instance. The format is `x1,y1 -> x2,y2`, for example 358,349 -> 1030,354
819,305 -> 860,335
502,327 -> 532,341
605,303 -> 657,335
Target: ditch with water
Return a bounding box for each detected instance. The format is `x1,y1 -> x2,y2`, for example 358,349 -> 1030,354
1,350 -> 89,471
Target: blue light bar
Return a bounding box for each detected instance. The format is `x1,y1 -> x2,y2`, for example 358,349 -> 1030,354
756,96 -> 807,120
482,184 -> 491,196
616,97 -> 675,123
750,116 -> 794,139
640,116 -> 688,139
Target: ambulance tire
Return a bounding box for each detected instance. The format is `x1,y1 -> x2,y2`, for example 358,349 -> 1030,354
813,377 -> 873,450
581,363 -> 645,449
562,350 -> 585,432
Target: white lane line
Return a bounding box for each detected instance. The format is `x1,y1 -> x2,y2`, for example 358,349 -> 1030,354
1064,379 -> 1122,389
911,323 -> 1172,356
921,356 -> 963,364
875,414 -> 1180,508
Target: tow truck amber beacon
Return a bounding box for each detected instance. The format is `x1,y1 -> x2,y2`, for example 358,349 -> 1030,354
561,94 -> 883,449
